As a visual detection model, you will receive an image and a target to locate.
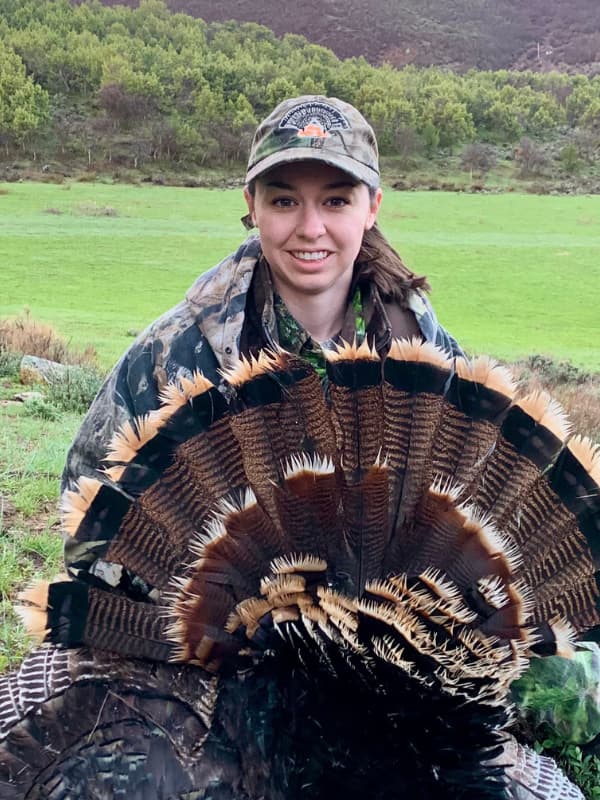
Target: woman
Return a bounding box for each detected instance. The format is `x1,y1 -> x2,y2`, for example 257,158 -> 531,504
62,95 -> 461,592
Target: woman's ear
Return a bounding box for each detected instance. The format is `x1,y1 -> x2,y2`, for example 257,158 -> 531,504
366,187 -> 383,230
243,186 -> 256,227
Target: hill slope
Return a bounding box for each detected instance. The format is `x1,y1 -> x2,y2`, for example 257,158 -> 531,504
96,0 -> 600,72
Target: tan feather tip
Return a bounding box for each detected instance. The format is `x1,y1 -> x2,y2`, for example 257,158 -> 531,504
16,580 -> 51,641
316,586 -> 358,613
272,606 -> 301,625
567,435 -> 600,485
387,336 -> 450,369
102,464 -> 125,482
225,610 -> 242,634
215,487 -> 258,516
61,476 -> 103,537
549,618 -> 577,658
220,349 -> 282,386
323,337 -> 379,363
236,596 -> 273,634
15,606 -> 49,642
428,475 -> 464,503
373,636 -> 414,672
283,452 -> 335,479
465,515 -> 522,573
317,596 -> 359,632
104,411 -> 164,465
158,370 -> 215,411
419,569 -> 462,603
167,641 -> 193,662
455,356 -> 517,397
17,579 -> 51,610
515,391 -> 571,441
260,573 -> 306,600
270,554 -> 328,574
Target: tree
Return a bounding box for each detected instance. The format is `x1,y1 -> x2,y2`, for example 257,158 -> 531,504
0,43 -> 49,150
460,142 -> 497,178
421,121 -> 440,156
559,143 -> 581,175
514,137 -> 547,178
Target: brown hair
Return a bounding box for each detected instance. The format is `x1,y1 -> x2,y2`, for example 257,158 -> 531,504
354,223 -> 430,305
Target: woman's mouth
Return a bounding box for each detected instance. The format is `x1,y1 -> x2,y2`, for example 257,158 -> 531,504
290,250 -> 330,262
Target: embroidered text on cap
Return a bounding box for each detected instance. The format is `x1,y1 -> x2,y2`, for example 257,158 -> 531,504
279,102 -> 350,139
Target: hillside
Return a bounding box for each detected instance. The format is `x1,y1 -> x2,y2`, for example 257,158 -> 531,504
95,0 -> 600,72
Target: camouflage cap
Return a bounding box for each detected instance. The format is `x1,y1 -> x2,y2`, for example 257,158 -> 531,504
245,95 -> 380,189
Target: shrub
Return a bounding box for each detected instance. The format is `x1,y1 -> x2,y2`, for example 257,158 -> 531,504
560,143 -> 582,174
460,142 -> 497,177
22,396 -> 61,421
522,354 -> 590,385
45,364 -> 103,413
514,355 -> 600,441
0,311 -> 98,367
0,349 -> 21,378
515,137 -> 547,177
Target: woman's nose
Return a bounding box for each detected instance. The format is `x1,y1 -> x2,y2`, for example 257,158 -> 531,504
296,203 -> 326,239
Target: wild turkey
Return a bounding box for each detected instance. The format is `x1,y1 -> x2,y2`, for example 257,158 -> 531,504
2,339 -> 600,799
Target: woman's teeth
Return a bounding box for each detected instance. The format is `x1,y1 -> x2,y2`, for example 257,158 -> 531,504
292,251 -> 329,261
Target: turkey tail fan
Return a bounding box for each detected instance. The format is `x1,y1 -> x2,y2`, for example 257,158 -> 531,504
8,339 -> 600,798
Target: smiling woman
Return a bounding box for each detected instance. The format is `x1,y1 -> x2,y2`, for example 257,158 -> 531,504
244,162 -> 382,341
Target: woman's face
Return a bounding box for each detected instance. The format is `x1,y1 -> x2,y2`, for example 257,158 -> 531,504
244,161 -> 382,304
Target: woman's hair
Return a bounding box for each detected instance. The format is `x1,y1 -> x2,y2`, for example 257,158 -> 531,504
245,178 -> 430,304
354,222 -> 430,305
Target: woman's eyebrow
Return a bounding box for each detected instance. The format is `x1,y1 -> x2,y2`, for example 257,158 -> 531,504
264,180 -> 357,190
324,181 -> 358,189
265,180 -> 293,189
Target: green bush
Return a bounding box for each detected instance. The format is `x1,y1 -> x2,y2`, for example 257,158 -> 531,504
45,365 -> 104,413
560,143 -> 582,174
22,396 -> 61,421
524,353 -> 591,385
512,644 -> 600,798
0,349 -> 21,378
536,743 -> 600,799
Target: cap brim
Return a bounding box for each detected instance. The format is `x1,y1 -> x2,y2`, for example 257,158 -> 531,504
245,147 -> 380,189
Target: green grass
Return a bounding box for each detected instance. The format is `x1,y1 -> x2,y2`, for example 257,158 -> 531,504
388,192 -> 600,367
1,181 -> 599,368
0,395 -> 82,670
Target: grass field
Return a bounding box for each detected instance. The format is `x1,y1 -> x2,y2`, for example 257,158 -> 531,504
1,181 -> 599,369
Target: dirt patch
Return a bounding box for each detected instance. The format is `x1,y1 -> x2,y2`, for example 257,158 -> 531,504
0,496 -> 17,526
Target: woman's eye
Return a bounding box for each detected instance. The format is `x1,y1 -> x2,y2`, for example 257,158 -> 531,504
272,197 -> 296,208
326,197 -> 349,208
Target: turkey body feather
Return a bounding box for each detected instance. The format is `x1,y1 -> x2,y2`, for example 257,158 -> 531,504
2,339 -> 599,798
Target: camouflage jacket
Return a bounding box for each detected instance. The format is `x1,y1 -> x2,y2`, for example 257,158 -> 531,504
62,234 -> 462,582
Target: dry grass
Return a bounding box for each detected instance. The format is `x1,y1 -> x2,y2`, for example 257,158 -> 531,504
513,355 -> 600,441
0,310 -> 98,367
72,201 -> 118,217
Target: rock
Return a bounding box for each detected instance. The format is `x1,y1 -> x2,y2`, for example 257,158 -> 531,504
20,355 -> 68,385
12,390 -> 45,402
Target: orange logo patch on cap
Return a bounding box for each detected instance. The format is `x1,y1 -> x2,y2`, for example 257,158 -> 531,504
297,122 -> 330,138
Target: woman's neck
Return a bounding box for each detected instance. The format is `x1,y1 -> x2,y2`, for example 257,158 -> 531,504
275,284 -> 349,343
